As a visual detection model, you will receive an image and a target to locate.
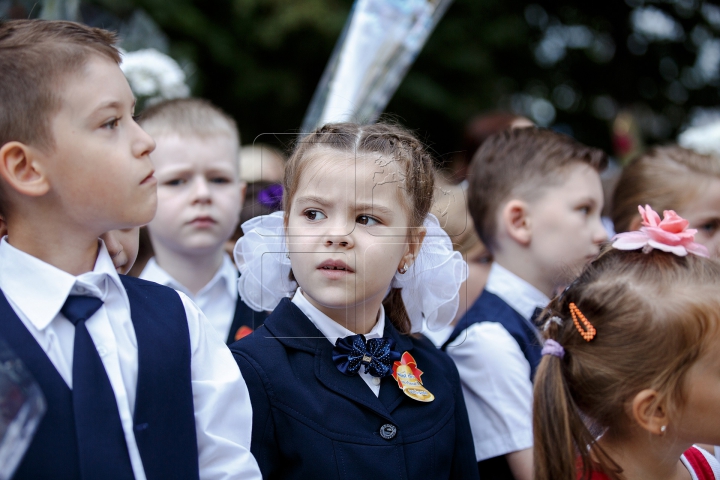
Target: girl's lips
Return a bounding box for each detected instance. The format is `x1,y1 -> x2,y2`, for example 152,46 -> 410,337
140,171 -> 156,185
317,259 -> 354,272
317,259 -> 354,279
189,217 -> 217,228
318,267 -> 351,280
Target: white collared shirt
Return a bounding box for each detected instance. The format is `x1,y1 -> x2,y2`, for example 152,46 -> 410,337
0,238 -> 261,480
140,255 -> 238,340
291,288 -> 386,397
446,262 -> 550,462
421,323 -> 455,348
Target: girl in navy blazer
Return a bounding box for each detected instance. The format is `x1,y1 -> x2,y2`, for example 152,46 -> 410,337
230,122 -> 479,480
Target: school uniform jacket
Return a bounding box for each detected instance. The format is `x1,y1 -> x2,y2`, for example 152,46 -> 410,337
231,298 -> 479,480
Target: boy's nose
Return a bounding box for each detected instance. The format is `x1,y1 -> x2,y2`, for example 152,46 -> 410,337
192,177 -> 211,203
132,121 -> 156,158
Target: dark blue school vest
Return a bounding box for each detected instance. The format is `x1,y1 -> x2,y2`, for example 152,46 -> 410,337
443,289 -> 543,480
226,294 -> 268,345
442,289 -> 542,380
0,276 -> 199,480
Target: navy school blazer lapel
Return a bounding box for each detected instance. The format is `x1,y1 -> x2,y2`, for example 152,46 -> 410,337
263,298 -> 414,421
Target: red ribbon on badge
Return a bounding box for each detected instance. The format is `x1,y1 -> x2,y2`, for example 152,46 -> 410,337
392,352 -> 424,389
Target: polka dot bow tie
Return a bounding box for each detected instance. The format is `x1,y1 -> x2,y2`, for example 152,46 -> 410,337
332,334 -> 401,378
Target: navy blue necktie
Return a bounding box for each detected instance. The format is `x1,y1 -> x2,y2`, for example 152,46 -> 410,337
332,334 -> 401,378
62,295 -> 135,479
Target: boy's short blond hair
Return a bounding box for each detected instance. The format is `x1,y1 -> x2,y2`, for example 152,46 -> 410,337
0,20 -> 120,151
467,127 -> 607,254
138,98 -> 240,146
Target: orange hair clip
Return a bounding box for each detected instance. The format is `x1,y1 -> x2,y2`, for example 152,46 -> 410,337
569,303 -> 596,342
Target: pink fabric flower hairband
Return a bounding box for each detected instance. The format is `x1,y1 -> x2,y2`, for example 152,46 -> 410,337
612,205 -> 709,257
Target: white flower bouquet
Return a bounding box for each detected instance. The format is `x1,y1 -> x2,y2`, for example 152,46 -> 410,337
120,48 -> 190,108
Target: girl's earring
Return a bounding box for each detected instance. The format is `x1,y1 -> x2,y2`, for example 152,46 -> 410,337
398,264 -> 408,274
660,425 -> 667,435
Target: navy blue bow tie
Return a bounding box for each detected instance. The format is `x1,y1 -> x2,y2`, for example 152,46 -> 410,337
332,334 -> 401,378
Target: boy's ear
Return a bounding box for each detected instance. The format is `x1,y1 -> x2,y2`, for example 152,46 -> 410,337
501,199 -> 531,246
0,142 -> 50,197
631,389 -> 668,436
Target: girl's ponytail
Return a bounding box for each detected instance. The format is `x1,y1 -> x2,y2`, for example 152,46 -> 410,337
533,313 -> 621,480
533,352 -> 604,480
533,353 -> 575,480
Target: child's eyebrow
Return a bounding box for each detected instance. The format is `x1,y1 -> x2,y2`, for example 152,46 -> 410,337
354,202 -> 394,217
93,100 -> 122,112
295,195 -> 333,208
575,196 -> 598,205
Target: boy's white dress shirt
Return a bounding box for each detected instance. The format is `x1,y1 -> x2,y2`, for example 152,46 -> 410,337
140,254 -> 238,340
291,288 -> 386,397
446,262 -> 549,463
0,238 -> 261,480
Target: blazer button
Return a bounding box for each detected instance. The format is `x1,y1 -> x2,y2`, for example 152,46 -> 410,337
379,424 -> 397,440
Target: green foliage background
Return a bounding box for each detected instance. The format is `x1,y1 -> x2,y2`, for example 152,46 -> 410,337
11,0 -> 720,159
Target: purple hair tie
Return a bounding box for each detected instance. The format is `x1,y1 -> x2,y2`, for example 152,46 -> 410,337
542,339 -> 565,359
257,184 -> 283,211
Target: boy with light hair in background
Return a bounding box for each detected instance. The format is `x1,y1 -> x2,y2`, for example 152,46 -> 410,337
139,98 -> 266,343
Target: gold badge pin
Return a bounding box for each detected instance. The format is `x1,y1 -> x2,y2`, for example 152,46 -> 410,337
392,352 -> 434,403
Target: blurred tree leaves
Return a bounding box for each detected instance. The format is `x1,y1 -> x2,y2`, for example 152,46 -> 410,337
71,0 -> 720,158
88,0 -> 349,152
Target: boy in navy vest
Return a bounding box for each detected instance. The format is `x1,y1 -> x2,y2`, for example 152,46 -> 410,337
137,99 -> 266,344
0,20 -> 261,479
443,128 -> 607,480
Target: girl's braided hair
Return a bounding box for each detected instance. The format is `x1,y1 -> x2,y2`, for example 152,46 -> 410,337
283,122 -> 436,334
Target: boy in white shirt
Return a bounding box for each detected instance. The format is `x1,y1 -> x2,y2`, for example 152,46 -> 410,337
138,99 -> 265,343
443,127 -> 608,480
0,20 -> 261,479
